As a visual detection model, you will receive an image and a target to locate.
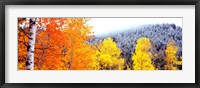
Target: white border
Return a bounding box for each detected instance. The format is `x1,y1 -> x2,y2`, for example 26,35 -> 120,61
5,5 -> 195,83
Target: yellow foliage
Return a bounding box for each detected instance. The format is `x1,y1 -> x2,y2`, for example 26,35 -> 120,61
164,40 -> 182,70
132,37 -> 154,70
89,37 -> 124,70
18,62 -> 25,70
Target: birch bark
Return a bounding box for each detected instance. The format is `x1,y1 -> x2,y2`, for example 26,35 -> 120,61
26,18 -> 37,70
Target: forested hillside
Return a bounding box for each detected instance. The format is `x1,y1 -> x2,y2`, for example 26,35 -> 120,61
88,24 -> 182,70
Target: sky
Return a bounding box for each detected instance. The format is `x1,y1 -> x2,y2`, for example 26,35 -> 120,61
87,18 -> 182,36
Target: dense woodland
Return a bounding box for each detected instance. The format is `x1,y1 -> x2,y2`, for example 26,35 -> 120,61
88,24 -> 182,70
18,18 -> 182,70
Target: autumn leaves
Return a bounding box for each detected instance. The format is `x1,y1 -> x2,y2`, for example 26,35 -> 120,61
18,18 -> 182,70
132,38 -> 182,70
165,40 -> 182,70
89,38 -> 124,70
132,38 -> 155,70
18,18 -> 96,70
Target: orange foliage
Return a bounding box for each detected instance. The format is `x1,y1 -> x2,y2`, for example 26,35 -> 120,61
18,29 -> 28,70
61,18 -> 94,70
18,18 -> 94,70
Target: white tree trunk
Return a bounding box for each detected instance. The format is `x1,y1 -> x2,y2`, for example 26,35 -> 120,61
26,18 -> 37,70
